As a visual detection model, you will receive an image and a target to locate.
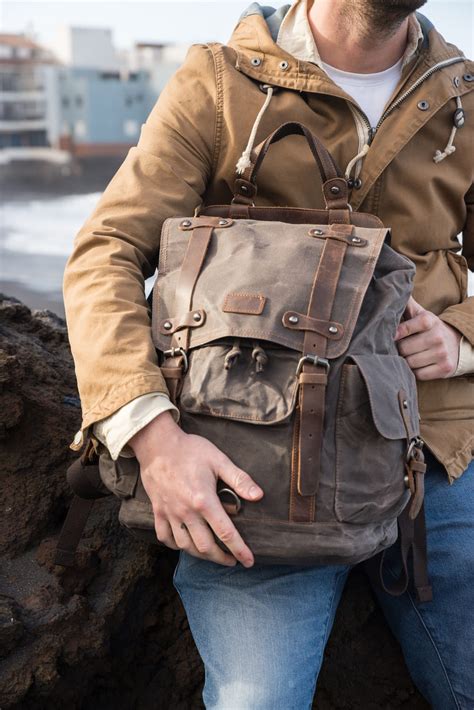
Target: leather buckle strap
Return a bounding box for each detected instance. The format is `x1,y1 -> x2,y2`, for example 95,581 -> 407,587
296,354 -> 330,377
296,224 -> 352,499
162,347 -> 189,373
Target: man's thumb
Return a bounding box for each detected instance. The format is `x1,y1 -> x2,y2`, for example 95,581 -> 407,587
218,458 -> 264,501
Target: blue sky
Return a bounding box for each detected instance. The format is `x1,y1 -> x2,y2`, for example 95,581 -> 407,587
2,0 -> 473,56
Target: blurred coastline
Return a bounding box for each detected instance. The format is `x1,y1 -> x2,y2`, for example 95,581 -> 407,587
1,157 -> 125,318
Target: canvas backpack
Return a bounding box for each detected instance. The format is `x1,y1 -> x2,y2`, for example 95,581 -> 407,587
55,122 -> 432,603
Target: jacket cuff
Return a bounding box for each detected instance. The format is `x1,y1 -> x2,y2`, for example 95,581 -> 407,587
92,392 -> 180,461
439,297 -> 474,346
453,336 -> 474,376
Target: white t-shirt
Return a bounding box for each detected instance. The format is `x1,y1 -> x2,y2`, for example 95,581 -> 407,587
321,57 -> 404,128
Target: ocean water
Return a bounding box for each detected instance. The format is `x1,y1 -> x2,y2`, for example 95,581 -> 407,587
0,192 -> 157,304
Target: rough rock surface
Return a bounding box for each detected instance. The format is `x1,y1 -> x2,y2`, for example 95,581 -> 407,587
0,295 -> 428,709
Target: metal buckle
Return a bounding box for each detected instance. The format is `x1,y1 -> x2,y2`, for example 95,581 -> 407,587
405,436 -> 424,464
162,347 -> 189,374
296,354 -> 330,377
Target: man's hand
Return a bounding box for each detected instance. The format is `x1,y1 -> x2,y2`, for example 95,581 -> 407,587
394,296 -> 462,380
128,410 -> 264,567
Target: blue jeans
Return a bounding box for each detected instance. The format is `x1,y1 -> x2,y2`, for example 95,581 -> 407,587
173,452 -> 474,709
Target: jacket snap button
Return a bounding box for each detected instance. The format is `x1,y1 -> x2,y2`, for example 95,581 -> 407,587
193,312 -> 202,322
353,177 -> 362,189
463,73 -> 474,82
351,236 -> 362,243
330,185 -> 341,195
403,399 -> 409,409
289,315 -> 299,324
181,219 -> 192,227
251,57 -> 261,66
328,326 -> 338,334
279,60 -> 289,70
417,100 -> 430,111
218,219 -> 228,225
311,228 -> 323,236
240,184 -> 249,193
163,321 -> 172,330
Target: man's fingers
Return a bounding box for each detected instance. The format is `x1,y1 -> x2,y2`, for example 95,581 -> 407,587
395,310 -> 435,341
169,515 -> 237,566
403,296 -> 424,321
154,517 -> 179,550
217,457 -> 264,502
404,347 -> 440,371
204,502 -> 256,567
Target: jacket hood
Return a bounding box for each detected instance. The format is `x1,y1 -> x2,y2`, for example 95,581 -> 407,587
227,1 -> 469,92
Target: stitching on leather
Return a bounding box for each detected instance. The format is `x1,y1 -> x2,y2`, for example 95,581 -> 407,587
222,292 -> 266,314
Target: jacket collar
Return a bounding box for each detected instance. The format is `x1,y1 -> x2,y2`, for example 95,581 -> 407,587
275,0 -> 423,70
228,1 -> 466,94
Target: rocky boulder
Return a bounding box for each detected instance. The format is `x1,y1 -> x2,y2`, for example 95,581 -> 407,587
0,295 -> 427,709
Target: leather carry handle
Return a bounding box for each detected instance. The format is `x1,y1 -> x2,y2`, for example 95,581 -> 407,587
232,121 -> 345,209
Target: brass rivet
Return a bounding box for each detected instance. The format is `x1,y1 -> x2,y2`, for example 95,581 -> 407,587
181,219 -> 192,227
193,312 -> 202,322
330,185 -> 340,195
163,321 -> 172,330
289,315 -> 299,324
328,325 -> 338,334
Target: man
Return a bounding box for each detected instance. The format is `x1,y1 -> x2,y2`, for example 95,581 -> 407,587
63,0 -> 474,706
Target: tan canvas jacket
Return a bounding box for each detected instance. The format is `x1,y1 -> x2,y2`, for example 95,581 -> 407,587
63,3 -> 474,481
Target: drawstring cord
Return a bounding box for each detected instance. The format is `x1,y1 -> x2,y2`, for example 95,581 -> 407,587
236,86 -> 275,175
224,339 -> 242,370
433,96 -> 464,163
251,341 -> 269,374
344,143 -> 370,181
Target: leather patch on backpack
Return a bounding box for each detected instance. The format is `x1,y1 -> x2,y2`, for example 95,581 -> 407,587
222,292 -> 266,315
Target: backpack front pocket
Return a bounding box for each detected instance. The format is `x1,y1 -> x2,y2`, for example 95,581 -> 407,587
334,353 -> 417,524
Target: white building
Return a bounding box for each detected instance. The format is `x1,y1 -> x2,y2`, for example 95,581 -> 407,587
53,26 -> 119,71
0,33 -> 68,166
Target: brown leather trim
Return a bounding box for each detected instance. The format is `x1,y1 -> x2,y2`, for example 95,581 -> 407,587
172,225 -> 214,351
297,224 -> 352,497
308,229 -> 368,247
223,292 -> 266,315
178,216 -> 233,230
289,408 -> 314,523
282,311 -> 343,340
159,309 -> 206,335
200,204 -> 384,228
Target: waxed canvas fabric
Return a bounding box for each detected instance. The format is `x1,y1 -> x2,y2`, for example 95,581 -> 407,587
94,210 -> 421,566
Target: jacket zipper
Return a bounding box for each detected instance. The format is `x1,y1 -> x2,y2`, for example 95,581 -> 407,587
351,56 -> 466,147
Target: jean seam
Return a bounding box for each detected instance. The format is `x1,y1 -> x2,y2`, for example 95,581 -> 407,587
308,568 -> 349,705
385,564 -> 461,710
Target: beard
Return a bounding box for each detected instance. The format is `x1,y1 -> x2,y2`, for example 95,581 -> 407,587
343,0 -> 427,35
